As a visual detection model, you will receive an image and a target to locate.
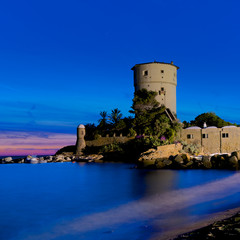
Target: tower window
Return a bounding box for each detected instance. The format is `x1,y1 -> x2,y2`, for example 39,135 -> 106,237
159,88 -> 165,95
202,134 -> 208,138
187,134 -> 193,139
161,70 -> 164,73
222,133 -> 229,138
143,70 -> 148,76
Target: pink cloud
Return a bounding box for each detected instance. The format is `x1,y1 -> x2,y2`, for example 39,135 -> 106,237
0,131 -> 76,156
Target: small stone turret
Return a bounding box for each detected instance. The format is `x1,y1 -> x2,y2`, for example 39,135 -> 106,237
76,124 -> 86,155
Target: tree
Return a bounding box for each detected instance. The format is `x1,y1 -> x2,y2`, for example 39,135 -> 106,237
187,112 -> 236,128
97,111 -> 111,136
123,116 -> 134,131
115,119 -> 127,131
154,115 -> 171,137
129,88 -> 182,146
98,111 -> 108,128
130,89 -> 166,135
182,120 -> 191,128
85,123 -> 97,140
109,108 -> 123,125
130,88 -> 159,115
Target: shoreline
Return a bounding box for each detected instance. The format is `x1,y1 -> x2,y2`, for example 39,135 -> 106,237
155,207 -> 240,240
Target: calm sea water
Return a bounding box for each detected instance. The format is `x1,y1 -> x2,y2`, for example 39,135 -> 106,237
1,162 -> 240,240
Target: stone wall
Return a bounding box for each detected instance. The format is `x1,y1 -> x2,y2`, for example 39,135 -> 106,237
201,127 -> 221,153
180,128 -> 201,146
86,136 -> 132,147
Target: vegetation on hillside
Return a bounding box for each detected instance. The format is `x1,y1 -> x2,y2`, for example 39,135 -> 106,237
83,89 -> 182,159
130,89 -> 181,145
182,112 -> 238,128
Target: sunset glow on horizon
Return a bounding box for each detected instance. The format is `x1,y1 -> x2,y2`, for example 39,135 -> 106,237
0,131 -> 76,156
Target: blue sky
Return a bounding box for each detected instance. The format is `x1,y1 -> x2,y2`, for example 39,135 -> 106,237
1,0 -> 240,151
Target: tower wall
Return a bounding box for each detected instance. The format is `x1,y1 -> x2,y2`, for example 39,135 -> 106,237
132,62 -> 179,114
76,124 -> 86,155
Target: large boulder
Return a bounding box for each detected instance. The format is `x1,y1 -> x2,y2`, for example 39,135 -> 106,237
25,155 -> 32,163
138,149 -> 156,162
155,160 -> 166,169
185,160 -> 194,168
30,158 -> 38,164
210,155 -> 218,168
228,156 -> 238,169
174,155 -> 184,164
211,155 -> 228,169
46,156 -> 53,162
13,158 -> 24,163
172,154 -> 185,168
88,154 -> 104,161
2,157 -> 13,163
218,155 -> 229,169
55,155 -> 65,162
202,156 -> 212,169
231,151 -> 240,161
65,157 -> 71,161
181,153 -> 191,164
163,159 -> 172,166
39,157 -> 47,163
142,159 -> 156,168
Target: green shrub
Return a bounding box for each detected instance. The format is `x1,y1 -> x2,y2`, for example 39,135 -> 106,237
100,143 -> 123,153
128,128 -> 136,137
179,140 -> 201,155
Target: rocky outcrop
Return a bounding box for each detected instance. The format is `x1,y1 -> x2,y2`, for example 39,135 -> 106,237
0,154 -> 104,164
138,145 -> 240,170
232,150 -> 240,160
75,154 -> 104,162
0,156 -> 25,164
202,156 -> 212,169
228,155 -> 238,169
138,143 -> 182,168
2,157 -> 13,163
138,143 -> 182,162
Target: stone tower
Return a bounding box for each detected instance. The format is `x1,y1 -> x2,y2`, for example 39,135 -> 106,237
131,61 -> 179,114
76,124 -> 86,155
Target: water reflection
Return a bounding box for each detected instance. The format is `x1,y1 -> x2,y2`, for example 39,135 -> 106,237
0,163 -> 239,240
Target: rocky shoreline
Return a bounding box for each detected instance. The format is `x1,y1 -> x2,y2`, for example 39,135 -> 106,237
174,211 -> 240,240
2,143 -> 240,170
0,154 -> 104,164
138,144 -> 240,170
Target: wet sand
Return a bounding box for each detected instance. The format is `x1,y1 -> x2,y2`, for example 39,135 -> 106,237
152,207 -> 240,240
